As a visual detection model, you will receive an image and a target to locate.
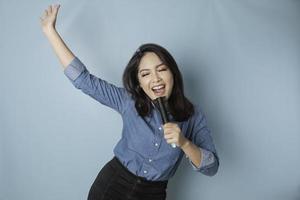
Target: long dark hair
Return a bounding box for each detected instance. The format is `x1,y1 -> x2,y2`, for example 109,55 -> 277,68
122,43 -> 194,122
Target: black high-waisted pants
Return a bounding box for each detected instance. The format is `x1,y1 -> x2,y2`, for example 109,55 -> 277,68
87,156 -> 168,200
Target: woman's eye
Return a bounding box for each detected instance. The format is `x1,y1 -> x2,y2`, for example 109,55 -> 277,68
158,68 -> 167,72
141,73 -> 149,77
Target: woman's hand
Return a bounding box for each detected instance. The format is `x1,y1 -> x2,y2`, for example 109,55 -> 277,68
163,123 -> 189,148
40,4 -> 60,33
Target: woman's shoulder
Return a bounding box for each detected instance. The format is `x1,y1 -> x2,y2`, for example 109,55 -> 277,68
120,90 -> 136,111
190,104 -> 206,122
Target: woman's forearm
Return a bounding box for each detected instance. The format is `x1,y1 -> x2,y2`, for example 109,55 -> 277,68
44,27 -> 75,69
181,139 -> 202,168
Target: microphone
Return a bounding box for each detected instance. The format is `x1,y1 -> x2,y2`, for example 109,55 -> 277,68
154,97 -> 176,148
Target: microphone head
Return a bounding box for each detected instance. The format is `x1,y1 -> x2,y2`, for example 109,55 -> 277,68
153,97 -> 169,124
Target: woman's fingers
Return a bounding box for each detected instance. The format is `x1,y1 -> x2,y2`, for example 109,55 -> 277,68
40,12 -> 47,23
40,9 -> 49,22
53,4 -> 60,16
164,134 -> 173,139
40,11 -> 45,19
46,6 -> 50,15
40,5 -> 60,20
43,4 -> 60,16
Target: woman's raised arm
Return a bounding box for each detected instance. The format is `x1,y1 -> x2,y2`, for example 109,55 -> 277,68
40,4 -> 75,69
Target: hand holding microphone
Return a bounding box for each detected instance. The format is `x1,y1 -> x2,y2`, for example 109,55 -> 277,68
154,97 -> 177,148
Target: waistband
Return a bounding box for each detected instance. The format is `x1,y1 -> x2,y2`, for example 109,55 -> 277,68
109,156 -> 168,187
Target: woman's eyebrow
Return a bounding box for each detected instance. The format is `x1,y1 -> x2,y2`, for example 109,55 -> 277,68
139,63 -> 165,73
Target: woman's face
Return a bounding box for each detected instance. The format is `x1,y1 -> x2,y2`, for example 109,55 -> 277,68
137,52 -> 174,100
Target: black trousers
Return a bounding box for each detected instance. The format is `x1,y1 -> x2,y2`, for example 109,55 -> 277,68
87,156 -> 168,200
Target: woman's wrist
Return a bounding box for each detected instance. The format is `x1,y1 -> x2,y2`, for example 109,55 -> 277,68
43,25 -> 56,35
180,138 -> 190,149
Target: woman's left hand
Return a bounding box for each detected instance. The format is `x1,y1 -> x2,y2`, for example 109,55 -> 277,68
163,123 -> 188,148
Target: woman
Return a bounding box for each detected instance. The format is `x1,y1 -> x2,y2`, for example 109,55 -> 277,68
40,4 -> 219,200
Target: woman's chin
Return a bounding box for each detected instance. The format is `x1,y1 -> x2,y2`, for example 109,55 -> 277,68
146,91 -> 170,101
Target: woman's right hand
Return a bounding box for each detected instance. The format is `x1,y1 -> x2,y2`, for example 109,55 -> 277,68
40,4 -> 60,33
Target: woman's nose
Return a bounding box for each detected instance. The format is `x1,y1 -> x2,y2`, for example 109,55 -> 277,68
152,72 -> 162,82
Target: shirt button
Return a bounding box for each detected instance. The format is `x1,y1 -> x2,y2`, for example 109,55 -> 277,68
143,170 -> 148,174
155,143 -> 159,147
148,159 -> 152,162
158,127 -> 162,130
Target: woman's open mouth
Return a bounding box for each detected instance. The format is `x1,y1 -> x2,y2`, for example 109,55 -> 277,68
152,84 -> 166,96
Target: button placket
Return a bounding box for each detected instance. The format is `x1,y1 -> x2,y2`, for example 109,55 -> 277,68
153,133 -> 162,148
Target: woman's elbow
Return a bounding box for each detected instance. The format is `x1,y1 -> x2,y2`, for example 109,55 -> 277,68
200,160 -> 219,177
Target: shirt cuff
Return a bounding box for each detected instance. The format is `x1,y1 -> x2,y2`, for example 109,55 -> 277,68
63,57 -> 86,81
188,148 -> 215,171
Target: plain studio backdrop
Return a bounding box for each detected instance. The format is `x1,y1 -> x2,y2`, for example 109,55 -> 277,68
1,0 -> 299,199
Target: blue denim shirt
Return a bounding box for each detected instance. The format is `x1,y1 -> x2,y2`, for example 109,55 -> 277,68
64,57 -> 219,181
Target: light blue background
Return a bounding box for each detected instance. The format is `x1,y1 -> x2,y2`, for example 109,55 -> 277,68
1,0 -> 300,199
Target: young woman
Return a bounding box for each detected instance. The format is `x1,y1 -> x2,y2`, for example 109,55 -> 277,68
40,4 -> 219,200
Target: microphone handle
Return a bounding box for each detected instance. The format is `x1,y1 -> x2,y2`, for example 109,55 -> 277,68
157,97 -> 169,124
156,97 -> 176,148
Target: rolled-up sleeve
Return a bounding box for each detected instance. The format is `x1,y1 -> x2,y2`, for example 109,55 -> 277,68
64,57 -> 86,81
188,106 -> 219,176
64,57 -> 129,114
188,148 -> 216,170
